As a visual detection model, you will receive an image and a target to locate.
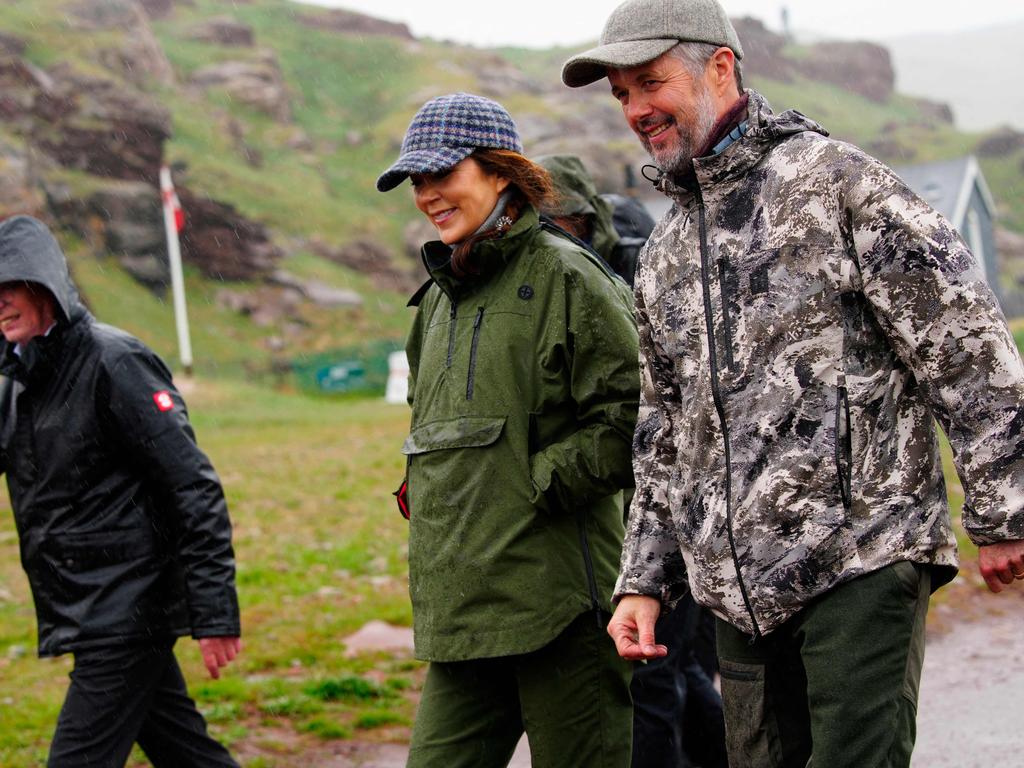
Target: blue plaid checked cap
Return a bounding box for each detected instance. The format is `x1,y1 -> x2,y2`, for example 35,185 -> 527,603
376,93 -> 523,192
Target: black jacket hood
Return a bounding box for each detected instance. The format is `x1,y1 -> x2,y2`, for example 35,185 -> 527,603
0,215 -> 81,324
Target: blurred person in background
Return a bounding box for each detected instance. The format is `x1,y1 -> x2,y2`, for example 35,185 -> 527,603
539,153 -> 728,768
536,153 -> 653,287
377,93 -> 639,768
562,0 -> 1024,766
0,215 -> 241,768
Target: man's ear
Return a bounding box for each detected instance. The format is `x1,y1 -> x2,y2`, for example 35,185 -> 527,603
708,46 -> 737,96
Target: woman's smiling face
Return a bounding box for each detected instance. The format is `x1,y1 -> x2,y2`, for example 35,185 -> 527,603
411,157 -> 510,245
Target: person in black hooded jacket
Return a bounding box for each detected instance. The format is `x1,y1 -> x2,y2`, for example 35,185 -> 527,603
0,215 -> 241,767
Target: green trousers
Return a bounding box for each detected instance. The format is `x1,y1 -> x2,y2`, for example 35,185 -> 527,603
716,561 -> 931,768
407,611 -> 632,768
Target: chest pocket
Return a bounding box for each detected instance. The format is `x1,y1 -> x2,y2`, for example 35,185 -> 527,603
717,244 -> 840,378
422,298 -> 532,404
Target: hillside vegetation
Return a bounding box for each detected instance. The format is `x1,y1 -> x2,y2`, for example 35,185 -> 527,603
1,0 -> 1022,379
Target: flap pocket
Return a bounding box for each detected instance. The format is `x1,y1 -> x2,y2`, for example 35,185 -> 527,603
48,527 -> 159,571
402,416 -> 506,455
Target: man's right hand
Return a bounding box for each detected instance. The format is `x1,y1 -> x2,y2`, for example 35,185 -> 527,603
198,636 -> 242,679
607,594 -> 668,660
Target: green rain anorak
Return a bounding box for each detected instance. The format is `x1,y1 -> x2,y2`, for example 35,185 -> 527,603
403,206 -> 640,662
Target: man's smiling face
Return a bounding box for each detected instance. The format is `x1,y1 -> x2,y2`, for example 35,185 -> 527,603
608,51 -> 718,174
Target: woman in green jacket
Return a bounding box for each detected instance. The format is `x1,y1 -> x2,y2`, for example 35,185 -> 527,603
377,93 -> 639,767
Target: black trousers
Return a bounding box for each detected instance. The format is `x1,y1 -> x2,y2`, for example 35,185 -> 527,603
48,639 -> 238,768
631,592 -> 728,768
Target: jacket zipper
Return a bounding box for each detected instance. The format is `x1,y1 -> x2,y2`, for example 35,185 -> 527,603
446,300 -> 457,368
716,256 -> 737,372
574,505 -> 604,628
834,375 -> 852,512
696,188 -> 761,639
466,307 -> 484,400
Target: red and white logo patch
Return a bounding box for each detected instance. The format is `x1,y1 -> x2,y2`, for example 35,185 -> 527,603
153,391 -> 175,412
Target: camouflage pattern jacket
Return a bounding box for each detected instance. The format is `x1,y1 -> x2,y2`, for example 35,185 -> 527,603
617,90 -> 1024,637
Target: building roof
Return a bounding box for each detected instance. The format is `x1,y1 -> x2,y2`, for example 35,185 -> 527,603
893,155 -> 995,230
637,155 -> 996,233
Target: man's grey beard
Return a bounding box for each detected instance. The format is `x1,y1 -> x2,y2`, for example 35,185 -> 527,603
645,83 -> 718,174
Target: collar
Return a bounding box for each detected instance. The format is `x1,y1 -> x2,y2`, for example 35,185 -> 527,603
12,321 -> 58,357
419,206 -> 540,300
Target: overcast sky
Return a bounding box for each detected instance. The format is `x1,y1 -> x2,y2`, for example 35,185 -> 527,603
291,0 -> 1024,48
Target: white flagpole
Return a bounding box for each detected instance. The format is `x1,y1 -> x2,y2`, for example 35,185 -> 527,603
160,165 -> 194,377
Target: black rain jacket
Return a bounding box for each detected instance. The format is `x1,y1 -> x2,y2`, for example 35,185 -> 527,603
0,215 -> 240,656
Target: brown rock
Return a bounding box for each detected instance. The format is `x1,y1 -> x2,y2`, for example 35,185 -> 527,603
732,17 -> 793,83
138,0 -> 185,19
0,56 -> 55,130
177,187 -> 282,280
865,138 -> 916,163
911,98 -> 955,126
0,32 -> 27,57
70,0 -> 174,87
189,52 -> 292,121
216,286 -> 302,327
310,237 -> 420,293
475,55 -> 542,98
341,620 -> 414,658
295,9 -> 414,40
802,41 -> 895,103
0,135 -> 47,219
189,17 -> 255,47
977,127 -> 1024,158
31,68 -> 171,184
44,176 -> 169,288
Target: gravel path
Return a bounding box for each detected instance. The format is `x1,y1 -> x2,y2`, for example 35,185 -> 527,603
314,585 -> 1024,766
913,605 -> 1024,766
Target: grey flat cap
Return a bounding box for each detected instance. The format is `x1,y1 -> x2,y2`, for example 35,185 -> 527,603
562,0 -> 744,88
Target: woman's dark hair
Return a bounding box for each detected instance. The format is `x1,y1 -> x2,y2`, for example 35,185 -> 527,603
450,149 -> 558,278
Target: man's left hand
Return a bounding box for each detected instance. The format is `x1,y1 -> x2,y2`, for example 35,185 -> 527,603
978,540 -> 1024,593
197,636 -> 242,679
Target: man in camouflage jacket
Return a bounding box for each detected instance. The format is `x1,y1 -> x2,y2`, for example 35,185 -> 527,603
563,1 -> 1024,766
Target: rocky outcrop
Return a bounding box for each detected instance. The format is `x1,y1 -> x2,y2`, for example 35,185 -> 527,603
732,17 -> 793,82
189,17 -> 255,47
802,41 -> 895,103
0,136 -> 47,219
911,98 -> 955,126
295,9 -> 414,40
0,57 -> 55,131
216,286 -> 304,328
189,52 -> 292,121
44,177 -> 169,288
0,32 -> 26,56
977,127 -> 1024,158
310,238 -> 420,293
138,0 -> 187,19
31,67 -> 171,184
70,0 -> 174,87
267,270 -> 363,308
177,187 -> 282,280
475,56 -> 543,98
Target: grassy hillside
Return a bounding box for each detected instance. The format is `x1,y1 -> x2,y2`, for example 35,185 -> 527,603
1,0 -> 1022,376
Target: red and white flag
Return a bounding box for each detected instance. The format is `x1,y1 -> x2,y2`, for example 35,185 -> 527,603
159,165 -> 185,232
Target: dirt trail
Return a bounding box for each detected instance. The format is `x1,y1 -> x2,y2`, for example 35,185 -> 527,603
913,596 -> 1024,766
289,579 -> 1024,767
